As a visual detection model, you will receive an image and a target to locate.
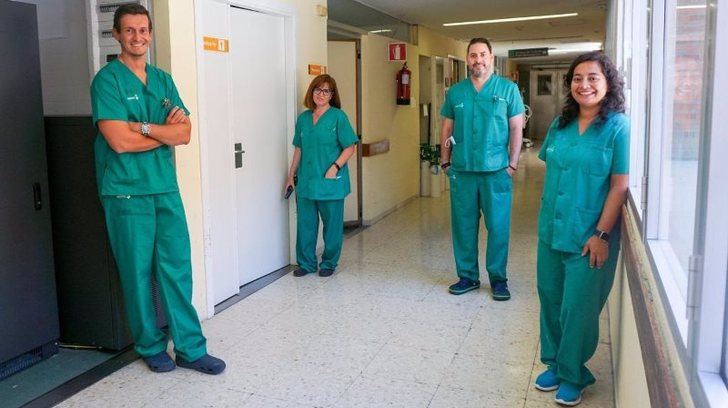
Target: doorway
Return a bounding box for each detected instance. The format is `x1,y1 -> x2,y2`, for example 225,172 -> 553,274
327,39 -> 362,227
529,68 -> 568,140
196,1 -> 295,307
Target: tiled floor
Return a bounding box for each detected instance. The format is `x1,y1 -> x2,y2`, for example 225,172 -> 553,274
56,148 -> 615,408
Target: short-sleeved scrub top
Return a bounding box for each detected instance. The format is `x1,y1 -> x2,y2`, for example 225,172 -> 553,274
440,75 -> 525,172
91,59 -> 189,196
292,107 -> 358,200
537,112 -> 630,253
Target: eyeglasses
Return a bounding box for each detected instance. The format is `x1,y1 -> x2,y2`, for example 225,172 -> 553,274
313,88 -> 333,96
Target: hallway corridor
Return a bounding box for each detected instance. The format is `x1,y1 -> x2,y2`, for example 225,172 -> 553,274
57,147 -> 614,407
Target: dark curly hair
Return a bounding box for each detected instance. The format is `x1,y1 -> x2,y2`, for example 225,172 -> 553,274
558,51 -> 625,129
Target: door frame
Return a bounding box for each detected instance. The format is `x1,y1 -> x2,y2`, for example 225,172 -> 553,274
194,0 -> 297,317
327,39 -> 363,227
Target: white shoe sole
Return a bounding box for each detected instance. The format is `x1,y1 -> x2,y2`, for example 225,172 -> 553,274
555,396 -> 582,406
535,383 -> 559,391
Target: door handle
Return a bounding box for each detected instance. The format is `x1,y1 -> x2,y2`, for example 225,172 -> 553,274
234,143 -> 245,168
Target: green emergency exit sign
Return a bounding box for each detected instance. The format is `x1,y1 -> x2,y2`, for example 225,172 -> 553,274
508,48 -> 549,58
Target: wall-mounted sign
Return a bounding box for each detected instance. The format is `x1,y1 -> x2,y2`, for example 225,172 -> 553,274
389,42 -> 407,61
508,48 -> 549,58
308,64 -> 327,75
203,36 -> 229,53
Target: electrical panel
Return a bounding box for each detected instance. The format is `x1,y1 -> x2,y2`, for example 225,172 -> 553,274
85,0 -> 153,77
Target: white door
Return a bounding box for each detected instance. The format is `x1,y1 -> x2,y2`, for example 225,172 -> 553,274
327,40 -> 359,224
231,7 -> 289,287
198,1 -> 291,306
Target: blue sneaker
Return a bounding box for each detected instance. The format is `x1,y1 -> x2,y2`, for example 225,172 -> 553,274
555,382 -> 582,406
448,278 -> 480,295
534,368 -> 560,391
491,281 -> 511,300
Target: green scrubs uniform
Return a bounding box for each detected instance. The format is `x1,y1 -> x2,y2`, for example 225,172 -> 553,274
441,75 -> 524,284
91,59 -> 206,362
292,107 -> 358,273
537,112 -> 629,389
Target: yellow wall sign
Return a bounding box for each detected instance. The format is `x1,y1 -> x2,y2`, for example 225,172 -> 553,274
203,36 -> 229,53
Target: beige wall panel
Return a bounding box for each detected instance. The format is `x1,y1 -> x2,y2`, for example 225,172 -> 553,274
360,34 -> 420,222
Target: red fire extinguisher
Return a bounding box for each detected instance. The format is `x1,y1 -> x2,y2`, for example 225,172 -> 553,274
396,62 -> 411,105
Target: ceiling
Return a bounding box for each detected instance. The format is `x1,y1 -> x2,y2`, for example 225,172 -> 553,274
350,0 -> 608,60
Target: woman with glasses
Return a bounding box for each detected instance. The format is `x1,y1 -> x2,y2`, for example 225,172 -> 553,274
534,52 -> 629,406
285,74 -> 358,278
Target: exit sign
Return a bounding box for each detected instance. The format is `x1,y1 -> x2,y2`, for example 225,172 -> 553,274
508,48 -> 549,58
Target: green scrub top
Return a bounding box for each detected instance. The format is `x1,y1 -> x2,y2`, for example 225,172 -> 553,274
91,59 -> 189,196
292,107 -> 358,200
440,75 -> 524,172
537,112 -> 630,253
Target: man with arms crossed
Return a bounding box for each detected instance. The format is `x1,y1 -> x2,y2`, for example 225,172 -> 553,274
441,38 -> 524,300
91,4 -> 224,374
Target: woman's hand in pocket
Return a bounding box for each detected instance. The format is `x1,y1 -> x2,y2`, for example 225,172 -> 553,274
324,165 -> 338,179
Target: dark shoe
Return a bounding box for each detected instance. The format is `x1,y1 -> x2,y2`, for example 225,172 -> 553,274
176,354 -> 226,375
448,278 -> 480,295
143,351 -> 175,373
318,268 -> 334,277
491,281 -> 511,301
293,268 -> 313,277
535,368 -> 560,391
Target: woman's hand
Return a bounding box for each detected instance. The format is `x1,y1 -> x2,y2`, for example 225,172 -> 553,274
284,176 -> 295,194
324,165 -> 338,179
582,236 -> 609,268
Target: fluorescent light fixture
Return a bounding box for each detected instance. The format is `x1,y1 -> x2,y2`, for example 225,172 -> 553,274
444,12 -> 578,27
676,4 -> 707,9
549,43 -> 603,54
369,29 -> 393,33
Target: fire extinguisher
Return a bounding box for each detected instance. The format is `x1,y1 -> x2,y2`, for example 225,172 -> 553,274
396,62 -> 411,105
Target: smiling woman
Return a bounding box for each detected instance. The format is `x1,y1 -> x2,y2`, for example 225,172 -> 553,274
534,51 -> 629,406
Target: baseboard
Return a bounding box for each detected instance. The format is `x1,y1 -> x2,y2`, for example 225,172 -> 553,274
362,194 -> 418,227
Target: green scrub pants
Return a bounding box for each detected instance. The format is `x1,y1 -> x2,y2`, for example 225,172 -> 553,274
448,169 -> 512,284
101,192 -> 207,362
536,233 -> 620,389
296,197 -> 345,273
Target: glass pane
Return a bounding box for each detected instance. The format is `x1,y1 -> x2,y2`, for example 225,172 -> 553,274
659,0 -> 708,273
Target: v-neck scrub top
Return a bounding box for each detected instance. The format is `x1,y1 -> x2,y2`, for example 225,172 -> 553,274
91,59 -> 189,196
537,112 -> 630,253
292,108 -> 358,200
440,75 -> 524,172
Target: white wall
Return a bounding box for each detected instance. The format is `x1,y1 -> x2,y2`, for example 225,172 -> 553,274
14,0 -> 92,115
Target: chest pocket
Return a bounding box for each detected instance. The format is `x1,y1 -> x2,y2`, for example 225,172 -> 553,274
480,97 -> 507,118
582,144 -> 612,177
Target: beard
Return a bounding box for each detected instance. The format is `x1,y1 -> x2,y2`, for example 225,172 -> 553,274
468,63 -> 488,78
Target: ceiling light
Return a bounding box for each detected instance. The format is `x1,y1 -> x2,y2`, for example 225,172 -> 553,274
549,43 -> 603,54
676,4 -> 707,9
369,29 -> 393,33
443,13 -> 578,27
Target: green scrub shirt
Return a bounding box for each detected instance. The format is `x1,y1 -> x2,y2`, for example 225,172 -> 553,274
440,75 -> 524,172
292,107 -> 359,200
537,112 -> 630,254
91,59 -> 189,196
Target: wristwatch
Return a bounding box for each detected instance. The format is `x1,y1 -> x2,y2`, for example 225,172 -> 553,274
594,229 -> 610,241
140,122 -> 151,137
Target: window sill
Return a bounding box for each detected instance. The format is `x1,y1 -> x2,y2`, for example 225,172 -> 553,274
646,239 -> 689,345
